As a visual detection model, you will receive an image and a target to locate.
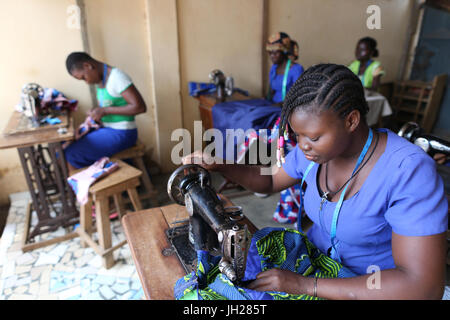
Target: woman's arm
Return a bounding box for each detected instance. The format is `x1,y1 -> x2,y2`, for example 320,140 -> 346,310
247,231 -> 447,299
89,84 -> 147,121
182,150 -> 299,194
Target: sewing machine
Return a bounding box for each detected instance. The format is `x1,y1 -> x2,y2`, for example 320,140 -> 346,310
208,69 -> 235,102
166,164 -> 252,282
20,83 -> 45,127
398,122 -> 450,156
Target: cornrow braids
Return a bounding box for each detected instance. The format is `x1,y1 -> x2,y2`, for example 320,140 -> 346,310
276,63 -> 368,166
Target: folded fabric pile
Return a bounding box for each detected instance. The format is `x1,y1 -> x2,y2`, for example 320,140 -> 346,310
67,157 -> 119,205
174,227 -> 356,300
188,81 -> 249,97
40,87 -> 78,112
188,82 -> 217,97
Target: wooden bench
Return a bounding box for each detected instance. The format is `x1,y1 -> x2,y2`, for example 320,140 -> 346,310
76,160 -> 143,269
111,140 -> 159,206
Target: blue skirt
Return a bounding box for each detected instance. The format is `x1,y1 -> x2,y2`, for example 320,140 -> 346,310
64,127 -> 138,169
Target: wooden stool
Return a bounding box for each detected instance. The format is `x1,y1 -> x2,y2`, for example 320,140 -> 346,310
76,160 -> 143,269
111,140 -> 159,206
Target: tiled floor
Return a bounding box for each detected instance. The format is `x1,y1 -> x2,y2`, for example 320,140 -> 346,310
1,173 -> 449,300
0,191 -> 144,300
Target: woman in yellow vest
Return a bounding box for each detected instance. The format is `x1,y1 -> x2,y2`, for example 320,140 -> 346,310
348,37 -> 385,91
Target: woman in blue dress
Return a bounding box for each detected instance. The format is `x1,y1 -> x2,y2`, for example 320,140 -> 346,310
264,32 -> 305,224
266,32 -> 304,105
183,64 -> 447,299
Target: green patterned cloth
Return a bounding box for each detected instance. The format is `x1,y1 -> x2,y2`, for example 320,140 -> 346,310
174,227 -> 356,300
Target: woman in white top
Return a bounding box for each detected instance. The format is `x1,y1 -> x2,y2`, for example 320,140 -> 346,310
64,52 -> 146,171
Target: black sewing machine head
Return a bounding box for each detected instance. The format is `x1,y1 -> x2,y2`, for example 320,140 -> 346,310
167,164 -> 251,282
208,69 -> 234,102
398,122 -> 450,156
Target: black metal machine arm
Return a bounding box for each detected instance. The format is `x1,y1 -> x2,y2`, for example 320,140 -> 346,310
167,164 -> 252,282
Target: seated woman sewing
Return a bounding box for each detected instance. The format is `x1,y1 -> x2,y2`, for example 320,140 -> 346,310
213,33 -> 303,166
348,37 -> 385,91
237,32 -> 304,223
182,64 -> 448,299
266,32 -> 304,105
63,52 -> 146,171
258,32 -> 305,224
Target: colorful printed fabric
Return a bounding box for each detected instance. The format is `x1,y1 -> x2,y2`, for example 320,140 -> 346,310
40,87 -> 78,112
266,32 -> 299,62
67,157 -> 119,205
237,117 -> 302,224
174,227 -> 356,300
273,184 -> 303,224
76,116 -> 101,140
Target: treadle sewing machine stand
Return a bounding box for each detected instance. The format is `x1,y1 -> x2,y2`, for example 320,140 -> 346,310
0,111 -> 79,251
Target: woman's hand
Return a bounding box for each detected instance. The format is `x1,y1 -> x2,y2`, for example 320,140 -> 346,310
181,150 -> 219,171
88,107 -> 106,123
433,153 -> 449,165
246,269 -> 312,295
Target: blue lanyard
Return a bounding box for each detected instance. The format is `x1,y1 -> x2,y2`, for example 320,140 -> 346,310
297,128 -> 373,262
297,160 -> 316,232
281,59 -> 291,101
98,63 -> 108,107
102,63 -> 107,87
359,59 -> 372,88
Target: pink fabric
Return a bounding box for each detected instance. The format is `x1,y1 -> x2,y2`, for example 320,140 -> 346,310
76,116 -> 102,140
67,157 -> 119,205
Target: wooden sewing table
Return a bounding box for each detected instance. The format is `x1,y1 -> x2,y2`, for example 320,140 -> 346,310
0,111 -> 78,251
122,196 -> 258,300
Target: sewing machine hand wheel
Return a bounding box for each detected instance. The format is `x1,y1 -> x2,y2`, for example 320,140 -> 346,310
167,164 -> 212,205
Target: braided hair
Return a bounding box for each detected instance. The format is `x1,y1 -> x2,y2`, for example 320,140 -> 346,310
276,63 -> 368,166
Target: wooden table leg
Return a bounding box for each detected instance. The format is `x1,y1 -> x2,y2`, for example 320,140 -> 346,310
127,186 -> 142,211
79,196 -> 93,248
113,194 -> 126,219
95,195 -> 114,269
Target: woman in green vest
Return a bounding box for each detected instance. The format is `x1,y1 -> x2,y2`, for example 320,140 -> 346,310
348,37 -> 385,91
64,52 -> 146,171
